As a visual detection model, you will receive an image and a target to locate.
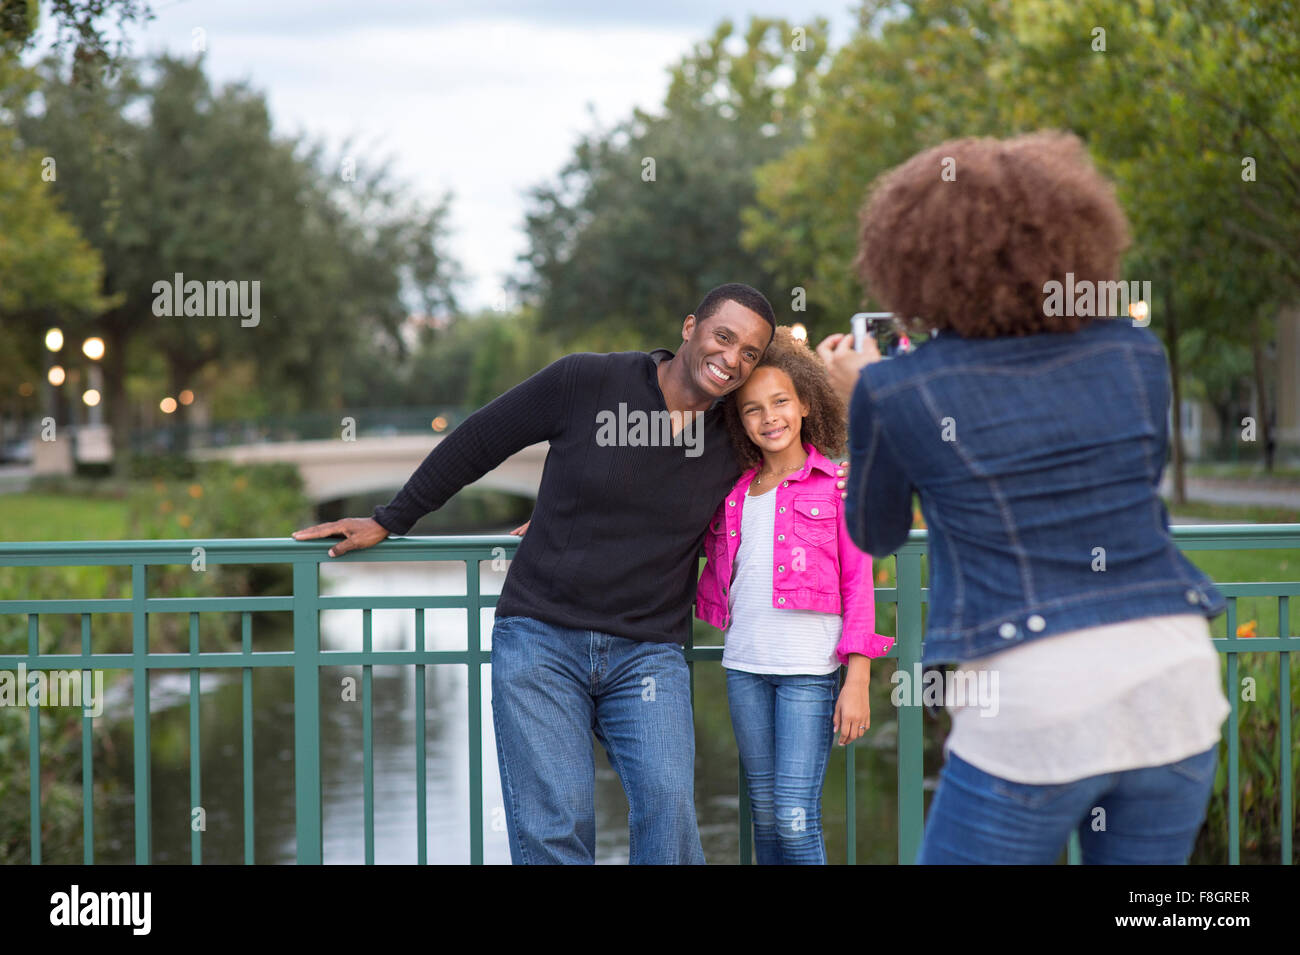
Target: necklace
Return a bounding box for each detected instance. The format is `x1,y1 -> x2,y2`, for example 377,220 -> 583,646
753,458 -> 806,486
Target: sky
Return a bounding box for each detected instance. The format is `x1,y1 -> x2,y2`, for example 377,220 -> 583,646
34,0 -> 858,311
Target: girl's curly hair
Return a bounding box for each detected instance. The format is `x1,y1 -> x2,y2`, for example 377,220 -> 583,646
724,325 -> 847,472
854,130 -> 1132,338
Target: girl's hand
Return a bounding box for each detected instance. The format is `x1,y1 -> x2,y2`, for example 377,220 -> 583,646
833,669 -> 871,747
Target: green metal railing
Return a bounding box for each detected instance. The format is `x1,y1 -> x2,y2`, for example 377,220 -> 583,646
1,524 -> 1295,864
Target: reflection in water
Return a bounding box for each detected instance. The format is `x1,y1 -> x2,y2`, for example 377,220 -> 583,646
91,545 -> 901,864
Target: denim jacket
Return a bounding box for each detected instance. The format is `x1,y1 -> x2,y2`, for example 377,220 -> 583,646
695,442 -> 895,662
844,317 -> 1226,666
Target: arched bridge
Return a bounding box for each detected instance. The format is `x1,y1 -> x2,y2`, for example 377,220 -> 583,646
191,434 -> 548,503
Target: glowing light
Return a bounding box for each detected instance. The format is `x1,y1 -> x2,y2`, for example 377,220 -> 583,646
44,329 -> 63,351
432,416 -> 448,432
790,323 -> 808,342
48,366 -> 66,386
1128,300 -> 1149,323
82,389 -> 101,407
179,389 -> 195,406
82,337 -> 105,360
160,397 -> 178,414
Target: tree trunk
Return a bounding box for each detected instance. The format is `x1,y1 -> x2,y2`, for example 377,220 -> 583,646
1250,311 -> 1274,471
103,319 -> 132,480
168,356 -> 194,455
1164,275 -> 1187,505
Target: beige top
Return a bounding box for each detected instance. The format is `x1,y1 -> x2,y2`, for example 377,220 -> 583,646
943,613 -> 1229,784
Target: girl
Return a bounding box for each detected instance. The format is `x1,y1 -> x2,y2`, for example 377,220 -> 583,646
695,326 -> 894,865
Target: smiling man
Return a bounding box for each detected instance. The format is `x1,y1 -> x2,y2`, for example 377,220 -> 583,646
294,283 -> 780,863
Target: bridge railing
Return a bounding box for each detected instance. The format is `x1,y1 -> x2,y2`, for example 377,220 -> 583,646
0,525 -> 1295,864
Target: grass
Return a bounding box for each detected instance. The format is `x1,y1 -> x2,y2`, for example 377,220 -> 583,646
0,492 -> 130,541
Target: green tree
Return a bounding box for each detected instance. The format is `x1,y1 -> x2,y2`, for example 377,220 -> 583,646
20,54 -> 460,463
514,16 -> 831,349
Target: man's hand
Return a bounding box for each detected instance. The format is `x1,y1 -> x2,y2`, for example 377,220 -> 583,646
816,332 -> 880,407
292,517 -> 390,558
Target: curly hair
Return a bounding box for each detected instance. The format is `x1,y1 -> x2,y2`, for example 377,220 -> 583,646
854,130 -> 1132,338
724,326 -> 847,472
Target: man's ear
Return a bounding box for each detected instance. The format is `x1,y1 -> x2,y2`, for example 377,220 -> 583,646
682,313 -> 697,342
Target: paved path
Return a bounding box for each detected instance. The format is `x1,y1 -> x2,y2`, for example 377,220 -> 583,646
1159,475 -> 1300,510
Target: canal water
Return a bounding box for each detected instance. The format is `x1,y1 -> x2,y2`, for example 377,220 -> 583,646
84,540 -> 904,864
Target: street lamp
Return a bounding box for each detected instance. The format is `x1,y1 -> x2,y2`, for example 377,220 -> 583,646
44,328 -> 63,352
81,337 -> 106,426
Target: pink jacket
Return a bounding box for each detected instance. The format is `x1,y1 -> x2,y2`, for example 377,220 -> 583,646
695,442 -> 895,663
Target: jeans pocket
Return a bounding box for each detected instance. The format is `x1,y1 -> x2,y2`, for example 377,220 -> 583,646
1165,745 -> 1218,785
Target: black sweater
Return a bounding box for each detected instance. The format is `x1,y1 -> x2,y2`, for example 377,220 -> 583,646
373,348 -> 743,643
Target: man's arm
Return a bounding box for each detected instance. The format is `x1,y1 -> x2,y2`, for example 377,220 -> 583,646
293,353 -> 579,554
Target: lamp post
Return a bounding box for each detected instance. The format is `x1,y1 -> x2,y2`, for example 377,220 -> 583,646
82,337 -> 105,426
36,326 -> 73,476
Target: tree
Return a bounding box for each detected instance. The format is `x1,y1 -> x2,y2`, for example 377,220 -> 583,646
513,16 -> 831,349
19,54 -> 461,464
743,0 -> 1299,486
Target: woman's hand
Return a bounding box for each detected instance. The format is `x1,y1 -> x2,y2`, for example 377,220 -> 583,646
816,332 -> 881,407
833,655 -> 872,746
509,520 -> 530,536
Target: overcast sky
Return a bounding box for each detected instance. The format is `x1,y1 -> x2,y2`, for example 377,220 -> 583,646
34,0 -> 857,310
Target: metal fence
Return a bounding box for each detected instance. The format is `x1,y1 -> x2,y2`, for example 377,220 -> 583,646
0,525 -> 1295,864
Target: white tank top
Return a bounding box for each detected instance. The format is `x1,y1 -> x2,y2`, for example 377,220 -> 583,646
943,613 -> 1229,783
721,487 -> 843,675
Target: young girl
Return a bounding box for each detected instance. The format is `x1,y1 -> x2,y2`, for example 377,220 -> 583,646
696,326 -> 895,865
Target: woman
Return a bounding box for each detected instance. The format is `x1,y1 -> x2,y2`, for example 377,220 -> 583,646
817,131 -> 1229,864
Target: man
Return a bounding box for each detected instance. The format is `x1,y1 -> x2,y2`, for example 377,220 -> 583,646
295,284 -> 848,863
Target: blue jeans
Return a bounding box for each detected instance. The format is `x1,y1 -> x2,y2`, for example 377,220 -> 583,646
917,746 -> 1219,864
490,614 -> 705,864
725,668 -> 839,865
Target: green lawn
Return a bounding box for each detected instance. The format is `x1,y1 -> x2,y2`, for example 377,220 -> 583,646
0,493 -> 129,541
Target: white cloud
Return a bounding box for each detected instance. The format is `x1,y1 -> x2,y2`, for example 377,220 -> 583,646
33,1 -> 852,310
137,18 -> 693,308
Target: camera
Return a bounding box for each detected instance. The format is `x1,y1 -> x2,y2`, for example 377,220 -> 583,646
850,312 -> 912,358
